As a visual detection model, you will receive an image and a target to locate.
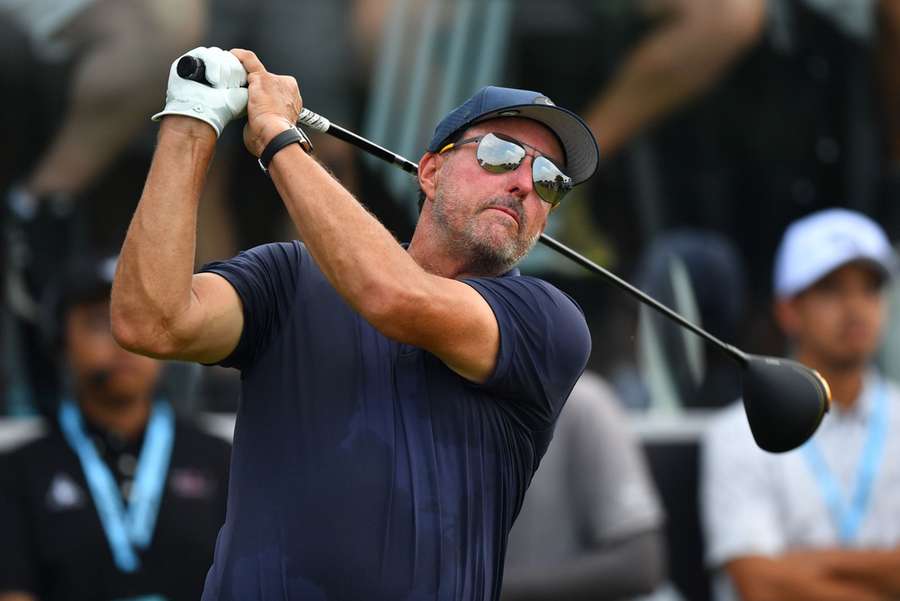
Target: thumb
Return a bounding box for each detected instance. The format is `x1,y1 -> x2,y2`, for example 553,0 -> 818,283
226,88 -> 248,118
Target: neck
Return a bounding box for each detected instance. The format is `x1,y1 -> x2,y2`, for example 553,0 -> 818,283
796,351 -> 866,412
408,225 -> 468,279
77,392 -> 152,440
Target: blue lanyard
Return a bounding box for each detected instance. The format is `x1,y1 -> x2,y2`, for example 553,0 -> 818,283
58,400 -> 174,573
801,380 -> 889,546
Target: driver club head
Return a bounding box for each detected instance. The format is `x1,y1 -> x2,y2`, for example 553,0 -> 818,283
741,355 -> 831,453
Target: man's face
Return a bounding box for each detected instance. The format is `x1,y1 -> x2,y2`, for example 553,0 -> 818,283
65,299 -> 162,405
776,262 -> 887,370
428,118 -> 564,274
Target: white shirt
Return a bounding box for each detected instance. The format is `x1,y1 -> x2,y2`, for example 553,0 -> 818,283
701,370 -> 900,601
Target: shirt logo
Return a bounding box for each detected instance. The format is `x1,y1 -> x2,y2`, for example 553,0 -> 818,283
169,468 -> 215,500
46,473 -> 86,511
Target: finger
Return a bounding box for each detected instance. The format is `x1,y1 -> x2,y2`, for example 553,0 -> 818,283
221,51 -> 248,88
200,47 -> 224,86
230,48 -> 267,75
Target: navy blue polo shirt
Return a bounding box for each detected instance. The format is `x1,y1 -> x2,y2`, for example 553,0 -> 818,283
199,241 -> 590,601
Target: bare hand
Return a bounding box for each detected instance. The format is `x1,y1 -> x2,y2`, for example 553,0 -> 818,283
229,48 -> 303,157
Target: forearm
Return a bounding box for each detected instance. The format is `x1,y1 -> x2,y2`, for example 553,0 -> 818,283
822,548 -> 900,596
267,144 -> 428,328
728,556 -> 892,601
584,0 -> 763,158
501,531 -> 666,601
111,117 -> 215,353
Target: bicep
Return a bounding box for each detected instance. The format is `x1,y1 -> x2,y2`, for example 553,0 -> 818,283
165,272 -> 244,364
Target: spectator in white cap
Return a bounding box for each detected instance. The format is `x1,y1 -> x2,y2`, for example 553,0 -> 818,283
701,208 -> 900,601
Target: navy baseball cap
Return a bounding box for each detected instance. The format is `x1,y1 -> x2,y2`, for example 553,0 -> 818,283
426,86 -> 600,185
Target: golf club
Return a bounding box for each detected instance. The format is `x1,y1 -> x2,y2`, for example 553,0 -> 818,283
177,55 -> 831,453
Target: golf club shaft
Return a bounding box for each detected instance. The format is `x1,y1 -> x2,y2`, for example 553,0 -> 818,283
301,106 -> 749,366
177,55 -> 749,367
298,109 -> 418,175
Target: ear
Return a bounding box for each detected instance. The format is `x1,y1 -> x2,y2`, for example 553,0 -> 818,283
418,152 -> 439,204
773,297 -> 802,338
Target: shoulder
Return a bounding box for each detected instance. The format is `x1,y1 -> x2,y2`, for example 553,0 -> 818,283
0,420 -> 69,485
0,417 -> 54,457
468,274 -> 582,309
464,274 -> 587,339
200,240 -> 308,275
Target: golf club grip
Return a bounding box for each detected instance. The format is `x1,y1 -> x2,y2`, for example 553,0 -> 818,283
176,55 -> 208,85
176,55 -> 332,134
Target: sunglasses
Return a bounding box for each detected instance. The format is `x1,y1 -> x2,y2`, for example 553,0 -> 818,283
438,132 -> 573,206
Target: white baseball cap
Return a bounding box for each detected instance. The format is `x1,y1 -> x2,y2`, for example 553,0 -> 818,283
773,208 -> 896,298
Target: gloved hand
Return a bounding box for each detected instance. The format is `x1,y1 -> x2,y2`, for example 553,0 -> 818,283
151,46 -> 248,137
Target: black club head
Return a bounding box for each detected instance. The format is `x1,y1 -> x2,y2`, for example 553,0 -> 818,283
741,355 -> 831,453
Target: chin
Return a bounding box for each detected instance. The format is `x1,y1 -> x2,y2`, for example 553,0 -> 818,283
99,377 -> 153,405
823,352 -> 872,372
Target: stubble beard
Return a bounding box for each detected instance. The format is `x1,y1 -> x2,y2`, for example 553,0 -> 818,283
432,186 -> 540,276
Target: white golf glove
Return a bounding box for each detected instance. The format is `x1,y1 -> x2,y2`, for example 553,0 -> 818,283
152,46 -> 248,137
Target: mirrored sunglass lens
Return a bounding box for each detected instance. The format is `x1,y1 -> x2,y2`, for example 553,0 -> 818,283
477,133 -> 526,173
533,156 -> 572,205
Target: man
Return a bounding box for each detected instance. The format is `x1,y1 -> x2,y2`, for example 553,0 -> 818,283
502,370 -> 666,600
0,254 -> 230,601
110,47 -> 598,600
701,208 -> 900,601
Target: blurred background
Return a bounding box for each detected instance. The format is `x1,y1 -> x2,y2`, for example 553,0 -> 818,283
2,0 -> 900,600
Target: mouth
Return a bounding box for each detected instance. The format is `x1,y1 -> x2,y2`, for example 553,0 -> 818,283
485,205 -> 520,227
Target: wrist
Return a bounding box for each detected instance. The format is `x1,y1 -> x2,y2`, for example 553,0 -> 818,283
253,117 -> 298,156
258,126 -> 314,174
159,116 -> 218,145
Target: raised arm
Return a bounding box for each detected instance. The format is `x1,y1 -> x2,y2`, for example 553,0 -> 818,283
232,48 -> 504,383
111,48 -> 248,364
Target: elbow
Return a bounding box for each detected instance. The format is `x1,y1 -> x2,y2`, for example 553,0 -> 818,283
109,295 -> 147,353
110,312 -> 142,353
110,299 -> 181,359
632,530 -> 669,595
110,306 -> 163,357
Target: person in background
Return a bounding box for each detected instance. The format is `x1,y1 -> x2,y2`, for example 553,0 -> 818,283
0,253 -> 230,601
702,208 -> 900,601
502,369 -> 666,601
1,0 -> 206,410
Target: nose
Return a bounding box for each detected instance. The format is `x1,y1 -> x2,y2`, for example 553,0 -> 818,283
505,156 -> 535,200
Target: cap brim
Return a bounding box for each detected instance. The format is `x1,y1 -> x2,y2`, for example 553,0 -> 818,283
471,104 -> 600,184
778,254 -> 896,298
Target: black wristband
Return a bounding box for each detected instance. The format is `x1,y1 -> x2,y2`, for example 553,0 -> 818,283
258,126 -> 314,173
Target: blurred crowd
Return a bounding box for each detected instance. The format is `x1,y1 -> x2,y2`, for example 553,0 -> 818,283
2,0 -> 900,600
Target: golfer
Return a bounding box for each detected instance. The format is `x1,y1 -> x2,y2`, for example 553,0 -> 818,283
111,46 -> 599,600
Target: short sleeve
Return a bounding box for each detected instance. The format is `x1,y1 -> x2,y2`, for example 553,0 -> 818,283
0,450 -> 38,593
463,275 -> 591,430
567,372 -> 665,542
701,402 -> 786,568
199,241 -> 303,369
